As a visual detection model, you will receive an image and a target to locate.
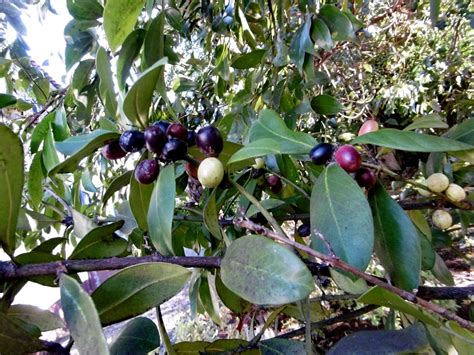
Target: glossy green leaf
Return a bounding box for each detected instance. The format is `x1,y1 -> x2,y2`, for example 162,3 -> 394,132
418,230 -> 435,270
215,273 -> 252,315
60,274 -> 109,354
228,138 -> 280,164
117,29 -> 145,91
103,170 -> 133,205
144,13 -> 165,68
198,274 -> 221,325
110,317 -> 160,355
369,181 -> 421,291
246,198 -> 286,217
231,49 -> 266,69
42,128 -> 60,172
52,107 -> 71,141
0,313 -> 43,354
15,251 -> 63,286
67,0 -> 103,20
352,128 -> 473,152
328,323 -> 429,354
91,263 -> 191,325
319,5 -> 355,41
103,0 -> 145,51
310,165 -> 374,271
221,235 -> 314,305
96,47 -> 118,118
174,341 -> 210,353
358,287 -> 439,326
407,210 -> 432,240
32,78 -> 50,105
0,125 -> 24,254
443,118 -> 474,163
311,18 -> 333,50
403,114 -> 448,131
122,57 -> 168,128
203,188 -> 223,240
0,93 -> 17,108
8,305 -> 64,331
289,17 -> 314,72
30,112 -> 54,154
430,0 -> 441,26
431,253 -> 454,286
311,94 -> 344,115
17,209 -> 58,232
129,169 -> 153,231
69,220 -> 127,259
148,165 -> 175,255
164,8 -> 184,32
50,129 -> 120,174
260,338 -> 306,355
72,59 -> 95,92
28,152 -> 44,208
249,109 -> 316,155
72,209 -> 97,238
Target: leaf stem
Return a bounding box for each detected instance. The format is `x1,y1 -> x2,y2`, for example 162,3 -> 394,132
155,306 -> 176,355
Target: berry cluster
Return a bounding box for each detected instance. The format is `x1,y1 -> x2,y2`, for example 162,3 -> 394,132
102,122 -> 225,187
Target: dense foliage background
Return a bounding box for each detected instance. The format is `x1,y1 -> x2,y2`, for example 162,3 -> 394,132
0,0 -> 473,354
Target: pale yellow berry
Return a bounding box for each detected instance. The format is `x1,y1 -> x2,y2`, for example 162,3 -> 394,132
432,210 -> 453,230
416,178 -> 432,197
445,183 -> 466,202
198,157 -> 224,188
426,173 -> 449,193
252,158 -> 265,169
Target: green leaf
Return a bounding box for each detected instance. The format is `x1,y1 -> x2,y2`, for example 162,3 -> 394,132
0,93 -> 17,108
249,109 -> 316,155
28,152 -> 45,208
0,125 -> 24,254
69,221 -> 127,259
246,198 -> 286,217
122,57 -> 168,128
72,59 -> 95,92
430,0 -> 441,26
221,235 -> 314,305
319,5 -> 355,42
52,107 -> 71,142
103,0 -> 145,51
443,118 -> 474,163
289,17 -> 314,72
164,8 -> 184,32
358,287 -> 439,326
215,273 -> 252,315
231,49 -> 266,69
67,0 -> 103,20
32,78 -> 50,105
0,313 -> 43,354
110,317 -> 160,355
203,188 -> 223,240
91,263 -> 191,325
369,182 -> 421,291
103,170 -> 133,205
60,274 -> 109,354
50,129 -> 120,174
198,274 -> 222,325
228,138 -> 280,165
328,323 -> 429,354
311,18 -> 333,50
8,305 -> 64,331
431,253 -> 454,286
310,165 -> 374,271
144,13 -> 165,68
148,165 -> 175,255
352,128 -> 473,152
117,29 -> 145,91
260,338 -> 306,355
96,47 -> 118,118
42,128 -> 60,172
311,95 -> 343,115
418,230 -> 435,270
403,114 -> 448,131
30,112 -> 54,154
129,169 -> 153,231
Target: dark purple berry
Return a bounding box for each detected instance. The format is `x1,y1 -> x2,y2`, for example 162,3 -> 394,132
297,223 -> 311,237
119,130 -> 145,153
187,130 -> 196,147
153,120 -> 170,134
196,126 -> 223,157
266,175 -> 282,193
167,122 -> 188,141
144,126 -> 166,153
335,145 -> 361,173
101,140 -> 127,160
355,168 -> 376,189
309,143 -> 334,165
134,159 -> 160,184
161,138 -> 188,162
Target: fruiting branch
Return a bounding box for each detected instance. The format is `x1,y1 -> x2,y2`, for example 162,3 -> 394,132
234,217 -> 474,332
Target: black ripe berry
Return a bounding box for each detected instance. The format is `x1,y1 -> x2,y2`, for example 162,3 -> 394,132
119,130 -> 145,153
297,223 -> 311,237
354,168 -> 376,189
266,175 -> 283,193
144,126 -> 166,153
167,123 -> 188,141
196,125 -> 224,157
161,138 -> 188,162
102,140 -> 127,160
187,130 -> 196,147
134,159 -> 160,184
309,143 -> 334,165
153,120 -> 171,134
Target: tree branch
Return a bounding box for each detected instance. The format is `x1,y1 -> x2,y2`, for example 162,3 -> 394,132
234,217 -> 474,332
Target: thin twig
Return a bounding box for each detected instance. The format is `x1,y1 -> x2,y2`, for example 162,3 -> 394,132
234,217 -> 474,331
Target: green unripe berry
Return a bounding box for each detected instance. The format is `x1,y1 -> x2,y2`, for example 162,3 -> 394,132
426,173 -> 449,192
198,157 -> 224,188
432,209 -> 453,230
416,178 -> 432,197
445,183 -> 466,202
